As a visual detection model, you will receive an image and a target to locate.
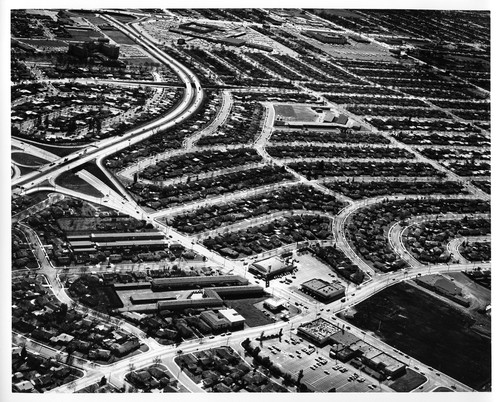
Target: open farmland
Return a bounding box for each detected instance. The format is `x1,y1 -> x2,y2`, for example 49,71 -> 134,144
341,282 -> 491,390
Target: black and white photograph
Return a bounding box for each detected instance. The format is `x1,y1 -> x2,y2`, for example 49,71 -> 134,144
5,0 -> 494,398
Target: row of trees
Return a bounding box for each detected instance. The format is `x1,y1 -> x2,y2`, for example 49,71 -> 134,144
241,338 -> 312,392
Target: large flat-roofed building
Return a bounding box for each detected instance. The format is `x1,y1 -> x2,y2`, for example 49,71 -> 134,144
330,330 -> 360,348
157,293 -> 224,311
249,256 -> 294,280
130,290 -> 180,304
209,285 -> 264,298
367,353 -> 406,378
297,318 -> 340,346
301,278 -> 345,302
151,275 -> 249,291
69,231 -> 167,251
218,308 -> 245,330
90,232 -> 165,242
95,239 -> 168,250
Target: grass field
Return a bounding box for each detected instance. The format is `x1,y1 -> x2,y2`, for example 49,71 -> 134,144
21,39 -> 68,48
224,296 -> 275,327
67,28 -> 104,41
434,386 -> 453,392
123,57 -> 158,65
81,162 -> 124,196
101,28 -> 138,45
11,152 -> 49,166
55,170 -> 104,198
389,368 -> 427,392
342,282 -> 491,390
274,105 -> 319,122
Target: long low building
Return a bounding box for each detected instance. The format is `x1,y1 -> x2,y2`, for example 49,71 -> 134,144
151,275 -> 249,291
210,285 -> 263,298
91,231 -> 165,241
157,297 -> 224,311
130,291 -> 180,304
69,231 -> 167,251
95,239 -> 168,249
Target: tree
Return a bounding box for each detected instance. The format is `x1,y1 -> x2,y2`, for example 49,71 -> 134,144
95,118 -> 101,134
67,119 -> 77,133
20,345 -> 28,360
297,369 -> 304,385
60,303 -> 68,317
261,356 -> 271,368
99,376 -> 107,386
251,346 -> 261,358
242,338 -> 250,349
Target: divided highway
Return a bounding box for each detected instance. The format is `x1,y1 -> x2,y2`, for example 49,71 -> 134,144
12,14 -> 203,197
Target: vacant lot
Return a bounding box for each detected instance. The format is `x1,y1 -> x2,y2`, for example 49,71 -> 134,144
342,282 -> 491,390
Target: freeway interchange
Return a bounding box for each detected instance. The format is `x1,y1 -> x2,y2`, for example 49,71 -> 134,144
11,12 -> 491,395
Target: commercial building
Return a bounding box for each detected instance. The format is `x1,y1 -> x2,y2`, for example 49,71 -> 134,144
264,298 -> 286,312
365,352 -> 406,378
249,256 -> 294,280
300,278 -> 345,302
218,308 -> 246,330
297,318 -> 340,346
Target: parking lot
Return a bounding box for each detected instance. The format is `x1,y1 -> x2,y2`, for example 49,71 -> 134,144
258,333 -> 387,392
268,252 -> 352,306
